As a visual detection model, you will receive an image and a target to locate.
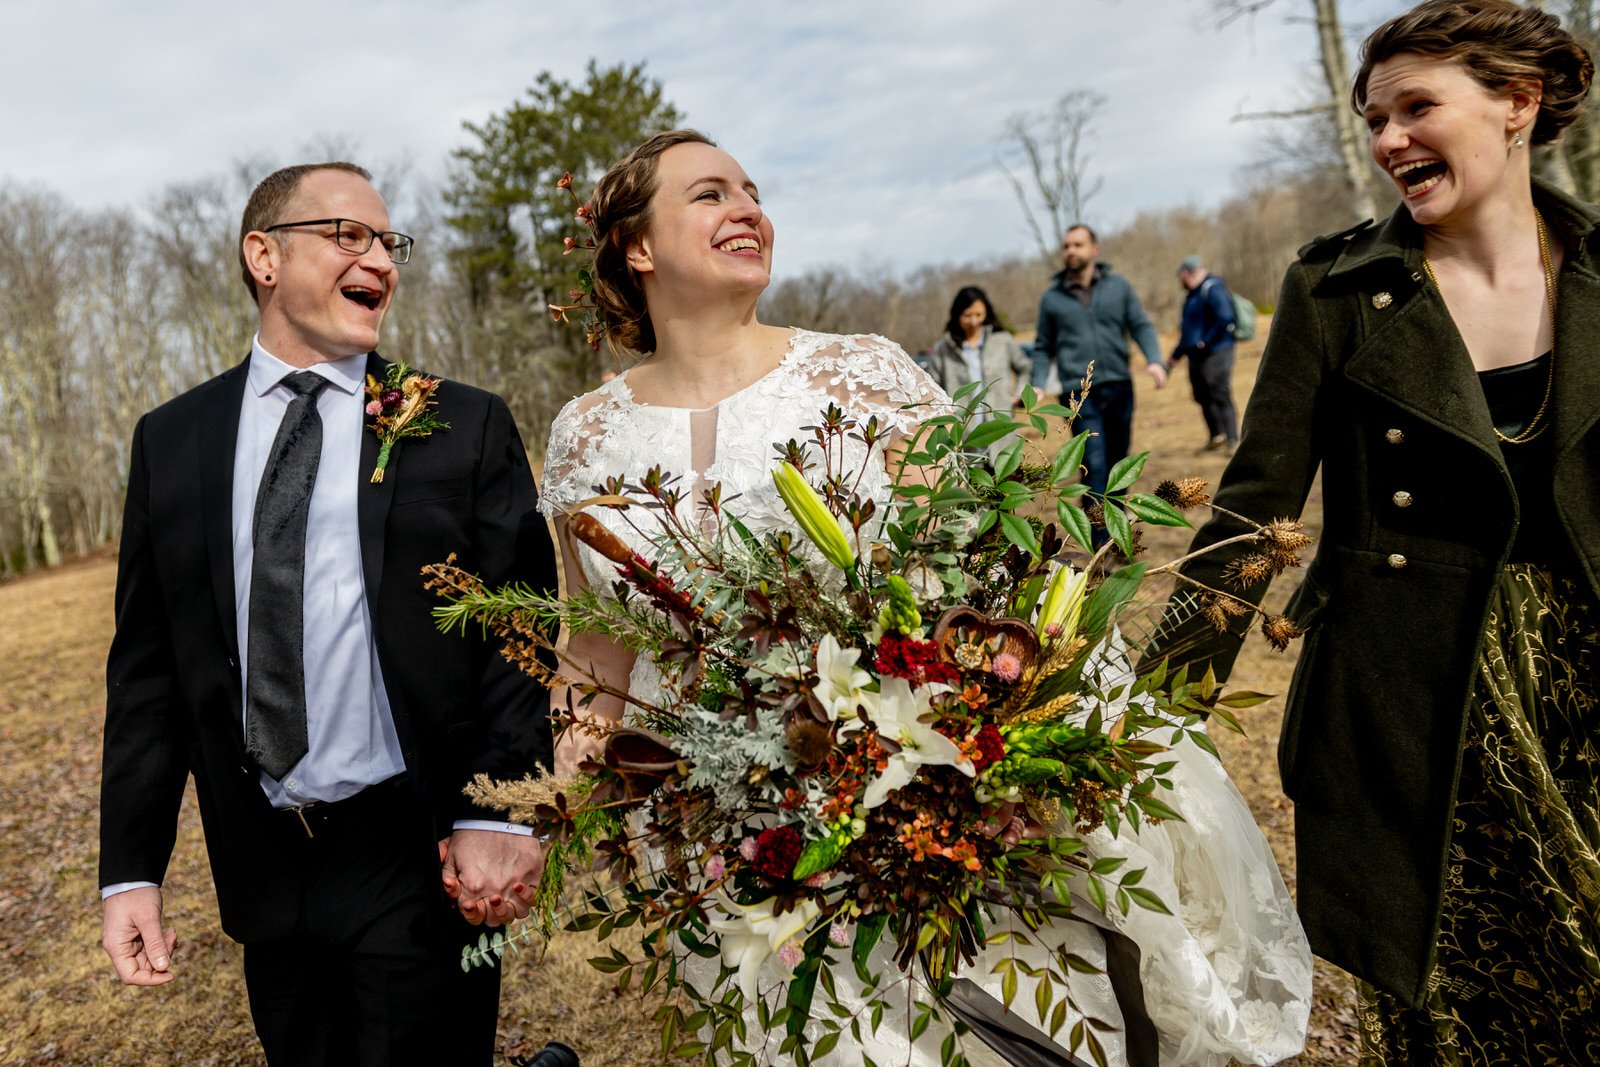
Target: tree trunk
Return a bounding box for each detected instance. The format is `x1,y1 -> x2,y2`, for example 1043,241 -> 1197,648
1313,0 -> 1378,221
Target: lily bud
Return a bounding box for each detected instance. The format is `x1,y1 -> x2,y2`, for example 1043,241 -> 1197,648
771,462 -> 856,573
1037,562 -> 1088,646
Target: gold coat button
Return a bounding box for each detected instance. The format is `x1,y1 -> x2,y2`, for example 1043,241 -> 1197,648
1372,292 -> 1394,309
1386,428 -> 1405,444
1392,490 -> 1414,508
1388,553 -> 1408,570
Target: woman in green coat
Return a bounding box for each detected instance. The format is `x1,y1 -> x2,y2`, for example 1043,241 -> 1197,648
1152,2 -> 1599,1061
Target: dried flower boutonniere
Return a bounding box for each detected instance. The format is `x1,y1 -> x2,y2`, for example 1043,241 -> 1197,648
364,362 -> 449,483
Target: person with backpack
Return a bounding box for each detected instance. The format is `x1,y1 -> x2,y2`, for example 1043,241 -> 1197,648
1169,254 -> 1242,454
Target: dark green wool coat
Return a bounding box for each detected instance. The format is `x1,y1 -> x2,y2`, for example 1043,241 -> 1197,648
1148,180 -> 1600,1004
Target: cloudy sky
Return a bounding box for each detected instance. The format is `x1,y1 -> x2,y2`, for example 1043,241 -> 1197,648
5,0 -> 1405,275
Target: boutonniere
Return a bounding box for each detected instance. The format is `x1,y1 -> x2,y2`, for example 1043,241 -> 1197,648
364,362 -> 449,483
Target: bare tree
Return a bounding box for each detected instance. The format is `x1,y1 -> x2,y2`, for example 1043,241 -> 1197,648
1217,0 -> 1377,221
997,90 -> 1108,260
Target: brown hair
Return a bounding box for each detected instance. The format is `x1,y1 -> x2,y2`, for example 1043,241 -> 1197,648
1352,0 -> 1593,146
238,161 -> 373,303
589,129 -> 716,353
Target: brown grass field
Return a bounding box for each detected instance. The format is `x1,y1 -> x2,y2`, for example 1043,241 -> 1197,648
0,322 -> 1359,1065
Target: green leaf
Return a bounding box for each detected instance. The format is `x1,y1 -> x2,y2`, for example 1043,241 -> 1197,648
785,961 -> 820,1039
1086,873 -> 1107,914
998,512 -> 1040,558
814,1032 -> 840,1059
1000,961 -> 1018,1008
964,419 -> 1024,450
1057,499 -> 1094,553
1105,451 -> 1148,494
1217,690 -> 1274,708
1125,886 -> 1174,914
1081,562 -> 1148,637
1051,434 -> 1089,485
1125,492 -> 1191,528
1103,503 -> 1133,560
992,440 -> 1025,481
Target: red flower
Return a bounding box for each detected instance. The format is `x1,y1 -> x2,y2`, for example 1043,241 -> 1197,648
752,825 -> 804,880
380,389 -> 403,408
875,633 -> 960,687
969,724 -> 1006,772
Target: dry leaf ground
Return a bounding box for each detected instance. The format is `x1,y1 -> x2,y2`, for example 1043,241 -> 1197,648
0,319 -> 1358,1065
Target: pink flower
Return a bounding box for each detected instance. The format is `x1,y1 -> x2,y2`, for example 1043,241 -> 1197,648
828,921 -> 849,947
1044,622 -> 1064,639
992,651 -> 1022,682
365,400 -> 383,416
804,872 -> 829,888
739,837 -> 759,862
703,854 -> 726,880
776,940 -> 804,970
556,172 -> 573,189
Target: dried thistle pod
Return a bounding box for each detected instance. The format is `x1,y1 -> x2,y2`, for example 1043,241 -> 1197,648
1154,476 -> 1212,509
1260,614 -> 1307,652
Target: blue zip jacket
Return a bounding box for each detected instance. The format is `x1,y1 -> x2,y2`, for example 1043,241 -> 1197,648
1174,274 -> 1238,358
1034,262 -> 1162,386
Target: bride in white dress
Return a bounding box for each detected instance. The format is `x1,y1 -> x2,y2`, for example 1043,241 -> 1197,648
539,130 -> 1311,1066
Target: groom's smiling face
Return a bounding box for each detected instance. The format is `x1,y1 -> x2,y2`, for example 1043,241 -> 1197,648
258,169 -> 398,364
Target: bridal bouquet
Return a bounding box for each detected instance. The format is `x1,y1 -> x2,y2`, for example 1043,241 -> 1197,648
427,382 -> 1310,1067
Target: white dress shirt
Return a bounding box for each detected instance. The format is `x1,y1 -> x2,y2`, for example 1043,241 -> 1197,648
234,340 -> 407,807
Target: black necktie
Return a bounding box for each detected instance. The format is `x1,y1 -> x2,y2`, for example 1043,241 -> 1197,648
245,370 -> 328,780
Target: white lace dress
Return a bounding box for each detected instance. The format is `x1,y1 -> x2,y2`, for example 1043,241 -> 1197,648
539,329 -> 1311,1066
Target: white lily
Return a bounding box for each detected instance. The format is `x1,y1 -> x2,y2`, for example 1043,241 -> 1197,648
812,634 -> 872,723
704,892 -> 822,1002
860,677 -> 973,808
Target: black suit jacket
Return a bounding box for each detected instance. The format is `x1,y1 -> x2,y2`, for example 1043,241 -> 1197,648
99,352 -> 556,942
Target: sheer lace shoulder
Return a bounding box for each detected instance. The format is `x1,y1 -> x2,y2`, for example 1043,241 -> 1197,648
785,330 -> 950,438
538,378 -> 634,519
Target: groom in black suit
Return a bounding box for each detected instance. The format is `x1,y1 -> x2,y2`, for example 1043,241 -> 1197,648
98,161 -> 556,1065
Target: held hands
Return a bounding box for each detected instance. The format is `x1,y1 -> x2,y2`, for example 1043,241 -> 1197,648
440,830 -> 545,927
102,886 -> 178,986
1145,362 -> 1169,389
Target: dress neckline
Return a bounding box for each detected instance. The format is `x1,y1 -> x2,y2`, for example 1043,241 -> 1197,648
612,328 -> 806,413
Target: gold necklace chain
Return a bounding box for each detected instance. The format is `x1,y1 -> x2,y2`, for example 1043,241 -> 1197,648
1421,212 -> 1557,445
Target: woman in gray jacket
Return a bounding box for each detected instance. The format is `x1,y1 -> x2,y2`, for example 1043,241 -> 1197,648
926,287 -> 1029,413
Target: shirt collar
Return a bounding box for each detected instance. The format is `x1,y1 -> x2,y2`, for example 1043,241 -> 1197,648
248,334 -> 367,398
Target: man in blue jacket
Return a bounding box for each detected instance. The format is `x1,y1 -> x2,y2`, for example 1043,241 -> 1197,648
1032,224 -> 1167,511
1169,254 -> 1239,453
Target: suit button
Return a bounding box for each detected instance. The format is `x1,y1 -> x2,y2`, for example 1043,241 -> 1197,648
1385,428 -> 1405,444
1388,553 -> 1408,570
1392,490 -> 1414,508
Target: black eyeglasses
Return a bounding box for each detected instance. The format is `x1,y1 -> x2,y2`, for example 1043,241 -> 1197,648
263,218 -> 414,264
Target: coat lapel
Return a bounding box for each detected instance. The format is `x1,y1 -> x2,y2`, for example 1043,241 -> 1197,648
358,353 -> 397,620
1342,283 -> 1505,463
200,358 -> 250,666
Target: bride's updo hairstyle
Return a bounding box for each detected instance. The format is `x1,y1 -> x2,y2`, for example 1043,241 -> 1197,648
1352,0 -> 1593,146
591,128 -> 717,354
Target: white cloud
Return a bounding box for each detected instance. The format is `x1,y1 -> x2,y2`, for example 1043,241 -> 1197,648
5,0 -> 1407,273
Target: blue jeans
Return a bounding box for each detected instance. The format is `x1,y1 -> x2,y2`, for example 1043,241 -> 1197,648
1072,379 -> 1134,500
1069,379 -> 1134,547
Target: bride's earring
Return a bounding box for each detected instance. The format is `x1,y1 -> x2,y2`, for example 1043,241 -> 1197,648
1514,130 -> 1526,148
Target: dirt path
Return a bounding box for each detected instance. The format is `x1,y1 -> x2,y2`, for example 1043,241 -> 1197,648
0,330 -> 1358,1065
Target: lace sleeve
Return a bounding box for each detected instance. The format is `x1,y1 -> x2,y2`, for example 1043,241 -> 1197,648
789,331 -> 952,440
537,390 -> 623,519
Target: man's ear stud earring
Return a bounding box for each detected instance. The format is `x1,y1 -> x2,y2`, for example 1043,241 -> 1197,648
265,274 -> 273,281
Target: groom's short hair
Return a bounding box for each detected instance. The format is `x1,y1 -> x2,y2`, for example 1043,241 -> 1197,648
239,161 -> 374,303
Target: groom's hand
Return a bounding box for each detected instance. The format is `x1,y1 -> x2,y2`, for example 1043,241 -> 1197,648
102,886 -> 178,985
440,830 -> 543,927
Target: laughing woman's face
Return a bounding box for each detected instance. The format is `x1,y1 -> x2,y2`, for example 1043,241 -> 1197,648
1363,52 -> 1537,227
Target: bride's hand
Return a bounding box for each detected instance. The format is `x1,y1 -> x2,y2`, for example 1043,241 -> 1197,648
979,801 -> 1049,846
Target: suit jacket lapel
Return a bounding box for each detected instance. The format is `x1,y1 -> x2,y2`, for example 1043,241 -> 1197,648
359,353 -> 397,621
201,358 -> 250,667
